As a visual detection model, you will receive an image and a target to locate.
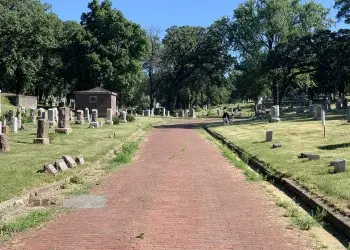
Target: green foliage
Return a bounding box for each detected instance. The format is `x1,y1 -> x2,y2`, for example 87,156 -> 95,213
112,116 -> 120,125
70,175 -> 84,185
126,115 -> 135,123
106,141 -> 139,170
335,0 -> 350,23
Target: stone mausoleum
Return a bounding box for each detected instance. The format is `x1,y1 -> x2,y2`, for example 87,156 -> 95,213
74,87 -> 117,118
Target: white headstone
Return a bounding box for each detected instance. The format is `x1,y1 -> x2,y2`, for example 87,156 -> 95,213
321,109 -> 326,127
84,108 -> 90,122
106,108 -> 113,125
162,108 -> 166,117
12,117 -> 18,133
48,109 -> 55,126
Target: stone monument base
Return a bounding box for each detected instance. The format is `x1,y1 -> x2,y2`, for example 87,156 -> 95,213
105,120 -> 114,125
33,138 -> 50,144
56,128 -> 73,134
90,122 -> 100,128
75,120 -> 85,125
270,118 -> 281,123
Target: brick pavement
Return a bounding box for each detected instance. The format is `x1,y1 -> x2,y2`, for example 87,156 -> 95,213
2,121 -> 313,249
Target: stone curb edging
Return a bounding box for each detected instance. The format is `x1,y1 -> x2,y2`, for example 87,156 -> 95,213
0,120 -> 163,219
204,126 -> 350,240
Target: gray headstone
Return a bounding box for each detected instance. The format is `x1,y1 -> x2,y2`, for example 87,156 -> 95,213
62,155 -> 77,168
55,159 -> 68,172
44,164 -> 58,175
75,155 -> 85,165
331,159 -> 346,173
266,130 -> 273,142
120,111 -> 127,123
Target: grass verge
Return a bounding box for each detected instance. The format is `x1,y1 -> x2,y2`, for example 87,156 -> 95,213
0,208 -> 68,240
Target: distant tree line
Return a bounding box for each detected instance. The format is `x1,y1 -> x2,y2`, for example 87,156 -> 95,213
1,0 -> 350,109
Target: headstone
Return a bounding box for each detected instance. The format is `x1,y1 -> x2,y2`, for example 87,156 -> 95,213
308,154 -> 320,160
331,159 -> 346,173
62,155 -> 77,168
41,110 -> 47,120
0,134 -> 10,152
30,108 -> 35,118
347,108 -> 350,123
343,98 -> 348,108
75,110 -> 84,124
146,110 -> 151,116
270,105 -> 281,123
309,105 -> 314,114
56,107 -> 72,134
69,110 -> 74,121
142,110 -> 145,116
2,125 -> 9,135
266,130 -> 273,142
53,108 -> 58,121
105,109 -> 114,125
44,164 -> 58,175
54,159 -> 68,172
296,106 -> 304,114
325,101 -> 331,111
12,117 -> 18,133
0,122 -> 2,134
167,111 -> 170,117
190,109 -> 196,118
336,100 -> 342,110
75,155 -> 85,165
84,108 -> 90,123
162,108 -> 166,117
48,109 -> 55,127
90,109 -> 100,127
180,110 -> 185,118
33,119 -> 50,144
321,110 -> 326,127
16,109 -> 22,128
299,153 -> 311,159
120,111 -> 127,123
37,108 -> 44,119
313,105 -> 322,120
272,143 -> 282,148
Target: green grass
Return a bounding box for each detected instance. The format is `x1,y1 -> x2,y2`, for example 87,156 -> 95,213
0,208 -> 65,239
212,112 -> 350,213
105,141 -> 139,170
0,117 -> 163,202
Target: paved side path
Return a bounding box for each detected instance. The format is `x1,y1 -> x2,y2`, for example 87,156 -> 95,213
3,122 -> 313,250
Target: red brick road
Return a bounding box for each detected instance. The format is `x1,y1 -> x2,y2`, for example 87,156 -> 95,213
2,121 -> 313,249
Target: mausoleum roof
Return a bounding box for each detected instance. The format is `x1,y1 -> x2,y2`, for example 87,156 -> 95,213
74,87 -> 117,96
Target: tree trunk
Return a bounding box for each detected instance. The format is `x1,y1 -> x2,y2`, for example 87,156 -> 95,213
272,78 -> 278,105
149,68 -> 154,109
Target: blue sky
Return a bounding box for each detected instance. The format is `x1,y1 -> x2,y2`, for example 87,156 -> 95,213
44,0 -> 347,34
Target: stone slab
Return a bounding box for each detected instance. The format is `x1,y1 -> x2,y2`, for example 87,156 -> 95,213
56,128 -> 72,134
62,195 -> 107,209
44,164 -> 58,175
307,154 -> 320,161
62,155 -> 77,168
33,138 -> 50,144
55,159 -> 69,171
75,155 -> 85,165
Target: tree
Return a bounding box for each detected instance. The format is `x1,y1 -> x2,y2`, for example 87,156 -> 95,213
219,0 -> 331,104
80,0 -> 148,105
335,0 -> 350,23
143,27 -> 162,109
0,0 -> 62,96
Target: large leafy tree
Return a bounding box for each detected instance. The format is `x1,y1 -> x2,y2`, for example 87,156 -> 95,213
0,0 -> 62,95
80,0 -> 148,105
219,0 -> 331,104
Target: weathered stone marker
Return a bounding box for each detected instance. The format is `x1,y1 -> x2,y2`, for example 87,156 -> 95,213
84,108 -> 90,123
0,134 -> 10,152
120,111 -> 127,123
167,111 -> 170,117
313,105 -> 322,120
307,154 -> 320,160
331,159 -> 346,173
146,110 -> 150,116
75,155 -> 85,165
180,110 -> 185,118
336,100 -> 342,110
48,109 -> 55,128
270,105 -> 281,123
33,119 -> 50,144
266,130 -> 273,142
56,107 -> 72,134
2,125 -> 9,135
75,110 -> 84,124
62,155 -> 77,168
55,159 -> 68,171
190,109 -> 196,118
162,108 -> 166,117
12,117 -> 18,133
90,109 -> 100,127
44,164 -> 58,175
105,109 -> 114,125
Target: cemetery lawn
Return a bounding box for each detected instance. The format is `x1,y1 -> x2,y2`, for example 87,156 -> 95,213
0,117 -> 163,202
211,115 -> 350,214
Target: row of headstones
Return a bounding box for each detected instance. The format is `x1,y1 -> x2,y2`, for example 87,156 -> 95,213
265,130 -> 346,173
44,155 -> 84,175
142,109 -> 196,118
75,109 -> 127,127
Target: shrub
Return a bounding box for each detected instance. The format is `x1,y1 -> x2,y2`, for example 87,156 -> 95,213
126,114 -> 135,122
112,116 -> 120,125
